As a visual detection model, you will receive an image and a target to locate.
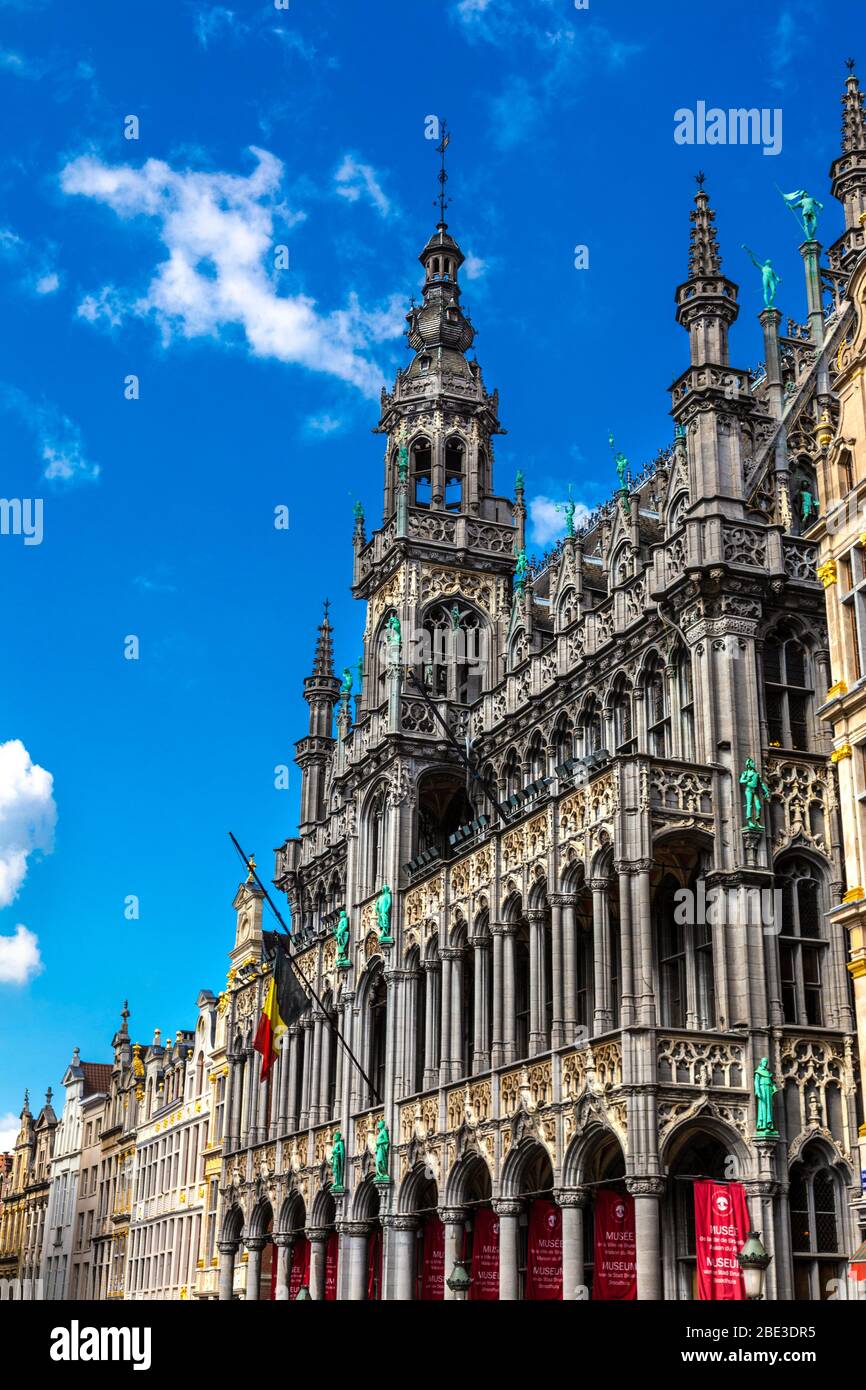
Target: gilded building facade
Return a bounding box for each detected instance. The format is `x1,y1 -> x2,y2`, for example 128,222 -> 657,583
0,1090 -> 56,1297
213,71 -> 866,1301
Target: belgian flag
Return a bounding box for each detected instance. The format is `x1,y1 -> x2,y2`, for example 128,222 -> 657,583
253,932 -> 310,1080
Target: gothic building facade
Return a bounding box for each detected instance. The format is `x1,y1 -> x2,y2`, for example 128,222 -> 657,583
212,69 -> 866,1303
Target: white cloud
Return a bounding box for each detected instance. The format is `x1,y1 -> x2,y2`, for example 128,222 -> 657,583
0,1110 -> 21,1150
0,740 -> 57,908
529,494 -> 591,546
462,251 -> 488,281
194,6 -> 245,48
0,925 -> 43,986
304,412 -> 345,437
335,155 -> 392,219
0,225 -> 61,300
1,385 -> 100,483
76,285 -> 126,328
34,271 -> 59,294
61,148 -> 401,397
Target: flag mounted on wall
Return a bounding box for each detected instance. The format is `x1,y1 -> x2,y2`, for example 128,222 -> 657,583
253,932 -> 311,1080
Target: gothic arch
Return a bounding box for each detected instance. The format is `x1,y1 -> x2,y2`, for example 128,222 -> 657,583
247,1196 -> 274,1240
660,1114 -> 751,1176
443,1151 -> 492,1208
499,1136 -> 554,1200
220,1203 -> 244,1245
351,1174 -> 382,1222
398,1162 -> 439,1215
310,1187 -> 337,1228
562,1124 -> 625,1188
277,1191 -> 306,1234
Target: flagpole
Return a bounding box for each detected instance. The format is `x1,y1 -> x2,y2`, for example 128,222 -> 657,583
228,831 -> 381,1104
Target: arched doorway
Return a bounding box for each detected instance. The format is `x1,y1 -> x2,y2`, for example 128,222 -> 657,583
665,1129 -> 735,1300
516,1145 -> 560,1300
350,1178 -> 383,1301
217,1205 -> 243,1301
577,1134 -> 627,1300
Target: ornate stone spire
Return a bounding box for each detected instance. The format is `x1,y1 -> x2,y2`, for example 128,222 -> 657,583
828,60 -> 866,272
841,58 -> 866,153
687,172 -> 722,277
310,598 -> 335,680
676,176 -> 739,367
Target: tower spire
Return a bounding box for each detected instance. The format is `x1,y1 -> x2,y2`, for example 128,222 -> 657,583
676,177 -> 738,367
829,58 -> 866,269
688,172 -> 723,277
311,598 -> 335,679
435,118 -> 451,226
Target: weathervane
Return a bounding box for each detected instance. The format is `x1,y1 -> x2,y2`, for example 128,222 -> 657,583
695,170 -> 706,189
435,118 -> 451,224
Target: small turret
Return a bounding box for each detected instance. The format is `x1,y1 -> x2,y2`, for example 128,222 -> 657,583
828,58 -> 866,270
295,600 -> 340,832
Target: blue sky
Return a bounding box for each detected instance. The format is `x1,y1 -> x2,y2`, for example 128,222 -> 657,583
1,0 -> 864,1136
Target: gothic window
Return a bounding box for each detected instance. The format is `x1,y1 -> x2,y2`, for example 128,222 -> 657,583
514,921 -> 530,1060
421,601 -> 485,702
551,715 -> 574,768
789,1147 -> 845,1300
367,968 -> 387,1109
610,678 -> 634,752
526,732 -> 545,781
837,447 -> 854,496
578,696 -> 602,756
412,437 -> 432,508
612,543 -> 632,586
503,747 -> 521,799
839,549 -> 866,684
762,626 -> 813,751
776,858 -> 827,1026
364,786 -> 388,896
444,437 -> 464,512
655,873 -> 715,1030
418,355 -> 431,374
558,587 -> 578,628
668,491 -> 688,533
644,654 -> 670,757
678,651 -> 695,761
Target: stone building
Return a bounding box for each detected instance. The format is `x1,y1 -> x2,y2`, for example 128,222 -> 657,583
89,1004 -> 139,1299
41,1049 -> 112,1300
812,61 -> 866,1256
68,1073 -> 109,1299
211,70 -> 866,1302
0,1089 -> 57,1298
193,989 -> 231,1300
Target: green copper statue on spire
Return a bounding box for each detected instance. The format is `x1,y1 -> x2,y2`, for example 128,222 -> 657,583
780,188 -> 824,241
374,1118 -> 391,1182
742,245 -> 781,308
514,544 -> 529,597
340,667 -> 353,702
740,757 -> 771,830
608,432 -> 628,489
555,484 -> 577,537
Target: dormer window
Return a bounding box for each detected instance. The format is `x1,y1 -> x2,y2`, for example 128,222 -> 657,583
419,355 -> 431,374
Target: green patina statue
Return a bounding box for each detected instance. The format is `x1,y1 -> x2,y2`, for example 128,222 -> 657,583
330,1128 -> 345,1190
555,484 -> 577,537
740,757 -> 771,830
374,1119 -> 390,1182
397,444 -> 409,484
742,245 -> 781,308
353,499 -> 364,525
515,469 -> 525,495
375,883 -> 393,943
797,479 -> 819,523
335,908 -> 350,969
385,614 -> 402,666
608,432 -> 628,489
780,188 -> 824,241
754,1057 -> 779,1137
514,545 -> 529,596
340,667 -> 353,701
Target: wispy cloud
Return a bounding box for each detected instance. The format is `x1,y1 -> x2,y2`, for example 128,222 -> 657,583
529,494 -> 591,546
303,412 -> 346,438
0,224 -> 61,299
0,925 -> 43,986
462,250 -> 488,281
335,154 -> 393,219
0,740 -> 56,911
193,5 -> 246,48
0,47 -> 40,78
133,571 -> 177,595
61,147 -> 403,397
0,385 -> 99,483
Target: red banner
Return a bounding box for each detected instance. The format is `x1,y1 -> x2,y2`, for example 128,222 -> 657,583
694,1180 -> 749,1300
324,1231 -> 339,1301
468,1208 -> 500,1300
593,1189 -> 636,1300
367,1227 -> 383,1301
525,1199 -> 563,1300
419,1216 -> 445,1300
288,1234 -> 310,1299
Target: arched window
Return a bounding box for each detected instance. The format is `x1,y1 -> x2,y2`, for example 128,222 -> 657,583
421,602 -> 485,703
612,543 -> 632,586
789,1147 -> 846,1300
677,650 -> 695,760
368,969 -> 387,1108
837,447 -> 854,497
776,858 -> 827,1025
655,869 -> 715,1029
503,748 -> 521,799
526,732 -> 545,781
578,696 -> 603,756
558,588 -> 579,628
364,786 -> 388,896
412,438 -> 432,508
644,654 -> 670,757
763,626 -> 813,751
444,437 -> 464,512
610,678 -> 634,752
551,715 -> 574,769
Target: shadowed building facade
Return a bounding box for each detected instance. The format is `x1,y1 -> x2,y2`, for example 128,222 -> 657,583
213,76 -> 865,1301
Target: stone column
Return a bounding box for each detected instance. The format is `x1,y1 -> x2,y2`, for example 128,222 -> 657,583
491,925 -> 505,1068
502,924 -> 517,1062
299,1016 -> 314,1130
591,878 -> 613,1033
244,1236 -> 266,1301
217,1241 -> 238,1301
344,1222 -> 371,1302
389,1216 -> 419,1300
527,908 -> 546,1055
450,948 -> 464,1078
333,1003 -> 345,1117
557,1188 -> 589,1300
627,1178 -> 664,1301
309,1012 -> 323,1124
440,1207 -> 466,1302
223,1056 -> 237,1151
272,1234 -> 291,1301
635,863 -> 655,1028
495,1200 -> 523,1301
470,936 -> 491,1072
319,1017 -> 333,1123
549,896 -> 565,1047
560,895 -> 578,1042
617,863 -> 635,1027
422,961 -> 440,1090
308,1227 -> 330,1300
439,949 -> 454,1086
285,1028 -> 300,1132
